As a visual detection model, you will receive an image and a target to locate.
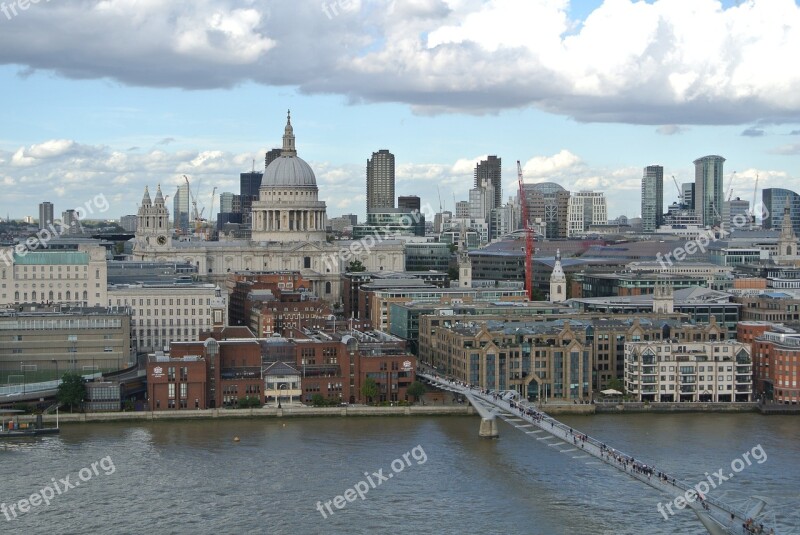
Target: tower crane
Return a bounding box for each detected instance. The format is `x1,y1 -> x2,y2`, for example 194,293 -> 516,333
726,171 -> 737,202
751,174 -> 759,228
671,175 -> 683,205
517,160 -> 535,300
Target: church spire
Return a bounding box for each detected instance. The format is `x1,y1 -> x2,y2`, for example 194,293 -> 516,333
154,184 -> 165,206
282,109 -> 297,156
141,186 -> 152,208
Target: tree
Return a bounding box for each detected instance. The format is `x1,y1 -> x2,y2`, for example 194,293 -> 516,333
606,378 -> 625,394
361,377 -> 378,404
406,381 -> 426,403
447,267 -> 459,281
57,372 -> 86,413
347,260 -> 366,273
311,394 -> 326,407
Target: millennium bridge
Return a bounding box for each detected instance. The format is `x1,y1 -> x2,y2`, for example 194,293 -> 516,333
420,372 -> 778,535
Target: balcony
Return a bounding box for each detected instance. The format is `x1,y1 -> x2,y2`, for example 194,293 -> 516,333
680,385 -> 696,393
641,376 -> 658,385
736,385 -> 752,393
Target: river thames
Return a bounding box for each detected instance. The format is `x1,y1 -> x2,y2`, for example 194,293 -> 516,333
1,413 -> 798,534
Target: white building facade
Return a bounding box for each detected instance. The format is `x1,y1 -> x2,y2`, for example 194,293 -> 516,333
625,340 -> 752,402
0,245 -> 108,307
567,192 -> 607,237
108,283 -> 226,353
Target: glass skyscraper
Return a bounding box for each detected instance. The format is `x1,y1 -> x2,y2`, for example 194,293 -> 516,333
693,155 -> 725,227
641,165 -> 664,232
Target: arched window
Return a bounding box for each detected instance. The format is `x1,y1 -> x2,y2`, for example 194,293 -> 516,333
32,291 -> 37,301
83,291 -> 88,300
787,246 -> 792,256
325,282 -> 332,294
66,291 -> 71,301
49,291 -> 54,301
14,291 -> 19,301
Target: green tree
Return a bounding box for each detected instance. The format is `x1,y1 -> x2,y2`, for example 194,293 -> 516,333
311,394 -> 326,407
347,260 -> 366,273
447,267 -> 459,281
606,378 -> 625,394
57,372 -> 86,413
406,381 -> 426,403
361,377 -> 378,404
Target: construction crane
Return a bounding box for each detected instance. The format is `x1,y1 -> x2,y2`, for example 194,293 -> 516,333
671,175 -> 683,205
726,171 -> 737,202
183,175 -> 207,235
517,160 -> 535,301
751,174 -> 760,228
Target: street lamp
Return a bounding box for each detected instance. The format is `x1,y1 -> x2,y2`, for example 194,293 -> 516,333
279,383 -> 287,408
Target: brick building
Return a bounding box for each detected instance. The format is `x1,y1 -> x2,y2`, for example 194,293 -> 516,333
147,327 -> 262,409
752,327 -> 800,404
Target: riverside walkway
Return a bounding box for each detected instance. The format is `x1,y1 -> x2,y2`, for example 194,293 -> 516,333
420,372 -> 778,535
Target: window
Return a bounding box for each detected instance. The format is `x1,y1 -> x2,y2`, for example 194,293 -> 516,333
304,257 -> 311,269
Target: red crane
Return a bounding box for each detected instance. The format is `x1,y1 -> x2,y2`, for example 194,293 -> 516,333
517,160 -> 534,300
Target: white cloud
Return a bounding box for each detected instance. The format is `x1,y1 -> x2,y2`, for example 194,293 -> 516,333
0,0 -> 798,123
522,150 -> 582,178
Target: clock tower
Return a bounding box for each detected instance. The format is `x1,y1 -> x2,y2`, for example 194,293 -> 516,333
135,185 -> 171,252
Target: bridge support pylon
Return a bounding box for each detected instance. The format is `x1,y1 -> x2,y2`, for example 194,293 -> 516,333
479,416 -> 499,438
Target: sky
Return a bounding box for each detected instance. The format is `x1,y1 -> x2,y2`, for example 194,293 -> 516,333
0,0 -> 799,222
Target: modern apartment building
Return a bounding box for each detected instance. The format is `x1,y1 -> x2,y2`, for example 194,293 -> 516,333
694,155 -> 725,227
38,202 -> 54,230
366,149 -> 395,213
641,165 -> 664,233
624,340 -> 752,402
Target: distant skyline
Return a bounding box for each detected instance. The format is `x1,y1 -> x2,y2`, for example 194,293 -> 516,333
0,0 -> 799,221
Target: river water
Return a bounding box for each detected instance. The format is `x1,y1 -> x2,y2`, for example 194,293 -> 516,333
1,413 -> 798,535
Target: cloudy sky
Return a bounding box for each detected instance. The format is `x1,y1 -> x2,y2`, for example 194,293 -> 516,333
0,0 -> 799,221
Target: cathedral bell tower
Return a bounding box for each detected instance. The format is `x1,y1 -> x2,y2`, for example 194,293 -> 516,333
135,185 -> 171,251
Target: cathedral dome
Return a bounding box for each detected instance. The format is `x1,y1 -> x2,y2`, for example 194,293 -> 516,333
261,110 -> 317,189
263,155 -> 317,188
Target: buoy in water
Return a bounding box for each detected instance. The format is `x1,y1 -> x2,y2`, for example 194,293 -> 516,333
233,436 -> 240,442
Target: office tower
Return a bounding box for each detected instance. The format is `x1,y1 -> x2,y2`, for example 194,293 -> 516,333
694,155 -> 725,227
681,183 -> 695,210
62,209 -> 80,234
366,149 -> 395,213
239,171 -> 264,227
469,181 -> 495,220
722,198 -> 750,231
398,196 -> 421,212
762,188 -> 800,233
120,215 -> 138,232
567,192 -> 607,237
522,182 -> 569,239
265,148 -> 282,169
641,165 -> 664,233
475,156 -> 502,210
39,202 -> 54,230
219,192 -> 235,214
455,201 -> 470,218
174,183 -> 190,233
